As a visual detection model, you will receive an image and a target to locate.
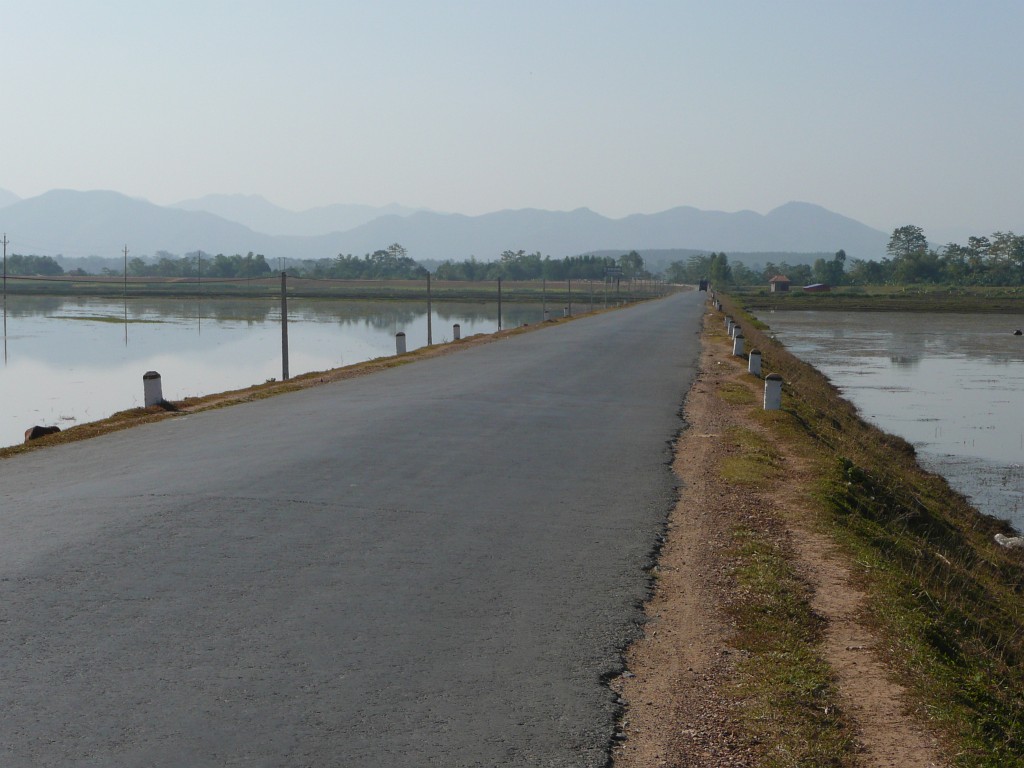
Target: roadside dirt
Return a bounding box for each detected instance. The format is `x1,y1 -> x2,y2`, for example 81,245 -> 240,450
611,315 -> 946,767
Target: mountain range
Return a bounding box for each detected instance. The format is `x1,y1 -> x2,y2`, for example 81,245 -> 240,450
0,188 -> 890,262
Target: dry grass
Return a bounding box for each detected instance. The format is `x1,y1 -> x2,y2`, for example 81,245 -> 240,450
720,292 -> 1024,766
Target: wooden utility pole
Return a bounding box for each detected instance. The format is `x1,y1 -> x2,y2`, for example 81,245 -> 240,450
281,271 -> 289,380
123,245 -> 129,344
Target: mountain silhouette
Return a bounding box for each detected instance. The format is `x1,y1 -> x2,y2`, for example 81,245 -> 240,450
0,189 -> 889,261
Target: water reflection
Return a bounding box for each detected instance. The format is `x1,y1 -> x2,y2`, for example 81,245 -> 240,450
764,310 -> 1024,528
0,295 -> 541,449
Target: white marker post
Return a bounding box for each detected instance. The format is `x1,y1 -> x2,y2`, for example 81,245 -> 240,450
764,373 -> 783,410
395,332 -> 407,355
748,348 -> 762,377
733,333 -> 745,357
143,371 -> 163,407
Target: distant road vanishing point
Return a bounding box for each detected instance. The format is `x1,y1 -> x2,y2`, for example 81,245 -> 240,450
0,291 -> 705,766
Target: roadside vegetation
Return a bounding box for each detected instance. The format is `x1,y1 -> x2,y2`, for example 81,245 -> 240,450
717,292 -> 1024,765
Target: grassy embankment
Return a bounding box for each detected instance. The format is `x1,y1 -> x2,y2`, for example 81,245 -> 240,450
709,292 -> 1024,766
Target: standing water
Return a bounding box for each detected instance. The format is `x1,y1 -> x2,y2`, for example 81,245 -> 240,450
0,296 -> 540,450
761,310 -> 1024,530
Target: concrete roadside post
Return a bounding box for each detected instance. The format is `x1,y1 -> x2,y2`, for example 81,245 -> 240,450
749,348 -> 762,377
453,323 -> 461,341
396,332 -> 407,355
733,333 -> 745,357
764,373 -> 783,410
143,371 -> 163,407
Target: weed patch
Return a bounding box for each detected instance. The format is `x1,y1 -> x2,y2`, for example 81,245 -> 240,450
727,525 -> 856,767
718,426 -> 782,485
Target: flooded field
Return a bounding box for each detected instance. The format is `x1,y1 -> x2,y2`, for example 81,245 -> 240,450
761,310 -> 1024,530
0,295 -> 541,449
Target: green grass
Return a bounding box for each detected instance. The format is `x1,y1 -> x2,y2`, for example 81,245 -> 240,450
717,380 -> 758,405
719,426 -> 782,484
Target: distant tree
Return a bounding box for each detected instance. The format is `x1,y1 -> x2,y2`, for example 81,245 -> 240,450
124,257 -> 146,276
987,231 -> 1024,284
846,257 -> 889,284
708,252 -> 732,285
730,262 -> 759,286
887,225 -> 928,261
6,254 -> 64,276
618,250 -> 649,279
812,249 -> 847,285
664,259 -> 697,284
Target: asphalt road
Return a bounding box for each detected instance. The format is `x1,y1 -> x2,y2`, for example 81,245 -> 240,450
0,291 -> 705,767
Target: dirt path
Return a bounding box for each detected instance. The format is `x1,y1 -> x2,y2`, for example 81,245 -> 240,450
611,317 -> 945,767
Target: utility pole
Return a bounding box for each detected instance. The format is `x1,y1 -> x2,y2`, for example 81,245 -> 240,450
3,233 -> 8,299
123,245 -> 129,344
2,234 -> 8,359
426,272 -> 433,345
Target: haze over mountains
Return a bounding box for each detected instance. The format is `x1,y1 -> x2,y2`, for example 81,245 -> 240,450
0,188 -> 890,263
171,194 -> 423,237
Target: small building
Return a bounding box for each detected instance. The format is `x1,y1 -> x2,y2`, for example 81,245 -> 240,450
768,275 -> 791,293
803,283 -> 831,293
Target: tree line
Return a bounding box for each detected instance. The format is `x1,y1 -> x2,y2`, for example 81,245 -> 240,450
663,251 -> 842,288
3,244 -> 652,283
10,227 -> 1022,287
434,250 -> 650,281
853,225 -> 1024,286
665,226 -> 1024,288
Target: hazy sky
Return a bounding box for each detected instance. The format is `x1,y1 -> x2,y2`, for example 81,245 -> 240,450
2,1 -> 1021,239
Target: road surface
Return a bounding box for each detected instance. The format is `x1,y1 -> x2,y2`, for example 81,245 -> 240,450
0,291 -> 705,766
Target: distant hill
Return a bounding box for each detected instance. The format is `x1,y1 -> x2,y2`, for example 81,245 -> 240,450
0,190 -> 265,258
324,202 -> 888,261
0,188 -> 20,208
0,189 -> 890,263
171,194 -> 422,236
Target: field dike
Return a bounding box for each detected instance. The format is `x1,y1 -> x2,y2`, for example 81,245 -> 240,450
612,294 -> 1024,767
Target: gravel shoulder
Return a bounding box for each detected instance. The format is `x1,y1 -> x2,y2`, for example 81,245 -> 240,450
612,312 -> 946,767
